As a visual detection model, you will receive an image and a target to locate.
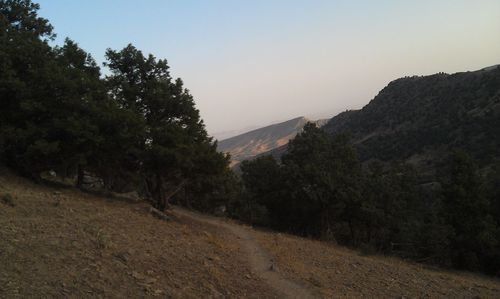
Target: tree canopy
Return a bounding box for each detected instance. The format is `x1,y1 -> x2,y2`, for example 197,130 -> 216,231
237,123 -> 500,275
0,0 -> 233,212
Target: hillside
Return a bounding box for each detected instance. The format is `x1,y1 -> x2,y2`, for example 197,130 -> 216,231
218,117 -> 327,166
0,171 -> 277,298
211,126 -> 261,141
323,66 -> 500,173
1,171 -> 500,298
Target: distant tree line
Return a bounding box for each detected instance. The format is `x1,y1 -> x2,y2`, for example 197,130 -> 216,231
230,123 -> 500,275
0,0 -> 236,211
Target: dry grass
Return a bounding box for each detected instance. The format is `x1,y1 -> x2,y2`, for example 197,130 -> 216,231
1,168 -> 499,298
252,229 -> 500,298
0,171 -> 277,298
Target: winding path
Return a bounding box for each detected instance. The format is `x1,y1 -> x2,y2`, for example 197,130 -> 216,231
171,207 -> 316,299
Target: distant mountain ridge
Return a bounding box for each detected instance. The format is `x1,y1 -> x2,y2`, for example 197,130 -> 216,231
218,117 -> 328,166
322,65 -> 500,174
211,126 -> 261,140
249,65 -> 500,176
222,65 -> 500,173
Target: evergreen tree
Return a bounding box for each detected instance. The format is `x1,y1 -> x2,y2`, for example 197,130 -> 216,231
240,123 -> 363,242
239,155 -> 283,225
442,151 -> 497,271
0,1 -> 104,180
105,44 -> 229,210
283,123 -> 362,241
0,0 -> 55,176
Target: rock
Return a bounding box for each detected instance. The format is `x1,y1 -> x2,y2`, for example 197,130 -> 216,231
131,271 -> 145,280
309,276 -> 323,287
113,251 -> 129,263
214,205 -> 227,216
149,207 -> 171,221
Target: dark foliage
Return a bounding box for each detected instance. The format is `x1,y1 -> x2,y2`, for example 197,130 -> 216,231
237,123 -> 500,275
323,69 -> 500,171
233,64 -> 500,275
0,0 -> 233,211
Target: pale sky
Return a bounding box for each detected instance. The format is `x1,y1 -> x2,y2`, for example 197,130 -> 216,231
38,0 -> 500,136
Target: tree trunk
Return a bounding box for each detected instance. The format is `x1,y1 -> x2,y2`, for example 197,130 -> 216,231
163,179 -> 188,209
142,177 -> 153,201
155,174 -> 166,211
348,220 -> 356,245
76,164 -> 84,188
149,175 -> 188,212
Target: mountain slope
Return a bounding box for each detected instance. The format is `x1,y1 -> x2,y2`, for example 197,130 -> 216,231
211,126 -> 261,141
0,170 -> 277,298
1,171 -> 499,298
321,66 -> 500,173
218,117 -> 327,166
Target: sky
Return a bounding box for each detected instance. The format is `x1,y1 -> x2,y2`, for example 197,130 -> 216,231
37,0 -> 500,136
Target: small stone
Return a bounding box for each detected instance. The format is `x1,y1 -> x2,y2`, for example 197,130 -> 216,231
113,252 -> 129,263
131,271 -> 145,280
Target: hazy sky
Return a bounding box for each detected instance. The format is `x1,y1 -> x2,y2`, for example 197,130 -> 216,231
37,0 -> 500,136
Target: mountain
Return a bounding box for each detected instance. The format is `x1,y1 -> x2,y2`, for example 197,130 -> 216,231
322,65 -> 500,175
218,117 -> 328,166
211,125 -> 261,141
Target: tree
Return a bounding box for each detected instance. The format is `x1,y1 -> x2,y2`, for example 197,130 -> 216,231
479,161 -> 500,274
239,123 -> 363,242
0,2 -> 106,181
442,151 -> 497,271
105,44 -> 230,210
283,123 -> 362,241
239,155 -> 283,225
0,0 -> 55,176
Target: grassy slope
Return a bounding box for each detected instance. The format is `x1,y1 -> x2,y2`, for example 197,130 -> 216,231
0,171 -> 277,298
254,231 -> 500,298
1,170 -> 499,298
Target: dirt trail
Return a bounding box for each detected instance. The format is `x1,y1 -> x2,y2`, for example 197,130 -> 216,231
171,207 -> 316,299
